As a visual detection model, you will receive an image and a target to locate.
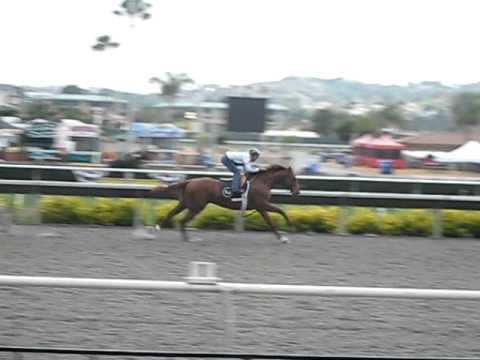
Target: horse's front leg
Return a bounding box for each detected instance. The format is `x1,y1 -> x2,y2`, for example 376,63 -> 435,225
263,203 -> 294,232
258,209 -> 289,244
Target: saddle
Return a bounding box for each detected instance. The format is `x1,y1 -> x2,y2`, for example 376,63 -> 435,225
220,174 -> 248,200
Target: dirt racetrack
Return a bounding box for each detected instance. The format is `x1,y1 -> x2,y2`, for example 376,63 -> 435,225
1,226 -> 480,357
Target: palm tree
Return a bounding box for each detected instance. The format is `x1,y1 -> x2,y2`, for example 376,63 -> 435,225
114,0 -> 152,23
92,1 -> 152,50
149,73 -> 194,123
92,35 -> 120,51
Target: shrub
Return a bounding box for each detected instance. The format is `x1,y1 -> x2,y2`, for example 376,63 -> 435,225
442,210 -> 472,238
113,199 -> 137,226
347,209 -> 382,235
93,198 -> 117,225
192,205 -> 235,230
287,207 -> 336,233
29,195 -> 480,238
244,211 -> 285,231
400,210 -> 432,236
467,211 -> 480,238
40,196 -> 92,224
382,212 -> 403,236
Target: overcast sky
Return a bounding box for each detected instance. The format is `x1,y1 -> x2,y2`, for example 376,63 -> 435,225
0,0 -> 479,93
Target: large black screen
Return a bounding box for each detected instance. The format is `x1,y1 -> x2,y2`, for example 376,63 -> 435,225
227,97 -> 266,133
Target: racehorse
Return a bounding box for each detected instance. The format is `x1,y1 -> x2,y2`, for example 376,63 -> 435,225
151,165 -> 300,243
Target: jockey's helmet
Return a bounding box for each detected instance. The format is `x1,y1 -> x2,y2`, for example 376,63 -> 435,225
249,148 -> 261,157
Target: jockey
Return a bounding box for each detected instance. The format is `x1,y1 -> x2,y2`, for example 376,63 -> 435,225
221,148 -> 261,198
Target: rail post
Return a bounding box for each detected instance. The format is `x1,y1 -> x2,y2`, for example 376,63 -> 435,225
223,288 -> 237,348
432,208 -> 443,239
132,196 -> 155,240
336,205 -> 348,236
0,204 -> 12,235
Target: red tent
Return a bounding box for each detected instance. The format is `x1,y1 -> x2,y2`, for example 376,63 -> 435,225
352,134 -> 405,168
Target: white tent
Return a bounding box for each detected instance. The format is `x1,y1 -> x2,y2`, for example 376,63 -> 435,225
402,150 -> 447,160
437,141 -> 480,164
263,130 -> 319,138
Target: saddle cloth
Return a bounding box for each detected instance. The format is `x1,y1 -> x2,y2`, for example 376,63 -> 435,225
220,179 -> 249,199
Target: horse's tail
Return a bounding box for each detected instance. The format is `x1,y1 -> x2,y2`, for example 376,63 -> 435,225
151,181 -> 189,197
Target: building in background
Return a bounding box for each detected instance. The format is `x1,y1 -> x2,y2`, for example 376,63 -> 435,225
150,100 -> 288,134
24,92 -> 128,126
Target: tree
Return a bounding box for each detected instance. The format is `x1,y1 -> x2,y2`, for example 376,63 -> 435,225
370,104 -> 406,129
149,73 -> 194,123
0,106 -> 18,117
113,0 -> 152,21
336,119 -> 355,142
136,108 -> 163,122
353,115 -> 378,134
56,107 -> 93,123
149,73 -> 194,101
24,102 -> 56,120
311,109 -> 335,136
92,0 -> 153,50
92,35 -> 120,51
62,85 -> 87,94
452,92 -> 480,128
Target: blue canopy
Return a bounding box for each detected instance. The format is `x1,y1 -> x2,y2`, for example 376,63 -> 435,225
130,122 -> 185,139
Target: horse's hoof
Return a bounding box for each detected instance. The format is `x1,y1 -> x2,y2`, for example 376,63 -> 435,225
155,224 -> 161,231
133,228 -> 156,240
280,235 -> 289,244
189,236 -> 203,243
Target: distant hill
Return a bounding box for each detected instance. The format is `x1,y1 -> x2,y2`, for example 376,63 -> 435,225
236,77 -> 480,106
10,77 -> 480,110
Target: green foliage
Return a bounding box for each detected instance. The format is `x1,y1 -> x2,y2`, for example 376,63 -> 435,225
468,212 -> 480,238
149,73 -> 193,100
452,92 -> 480,128
114,0 -> 152,19
40,197 -> 93,224
32,196 -> 480,239
113,199 -> 136,226
92,35 -> 120,51
400,210 -> 432,236
347,210 -> 382,234
136,107 -> 163,122
370,104 -> 406,129
62,85 -> 87,95
244,211 -> 286,231
0,106 -> 18,117
336,119 -> 355,142
192,205 -> 235,230
25,102 -> 56,120
311,109 -> 335,136
287,207 -> 336,233
56,107 -> 93,123
354,115 -> 378,134
381,212 -> 404,236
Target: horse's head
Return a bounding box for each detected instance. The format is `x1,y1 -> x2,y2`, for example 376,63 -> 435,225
284,166 -> 300,196
259,165 -> 300,196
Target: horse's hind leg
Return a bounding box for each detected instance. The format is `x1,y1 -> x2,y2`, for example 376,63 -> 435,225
180,208 -> 202,242
157,202 -> 186,230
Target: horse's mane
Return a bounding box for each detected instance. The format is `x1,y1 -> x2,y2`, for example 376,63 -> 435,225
250,164 -> 288,178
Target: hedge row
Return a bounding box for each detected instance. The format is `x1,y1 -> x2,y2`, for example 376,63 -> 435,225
3,196 -> 480,238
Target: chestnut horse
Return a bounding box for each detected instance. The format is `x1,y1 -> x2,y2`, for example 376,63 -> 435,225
151,165 -> 300,242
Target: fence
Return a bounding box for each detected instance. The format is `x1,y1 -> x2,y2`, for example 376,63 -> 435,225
2,273 -> 480,299
0,179 -> 479,237
1,163 -> 480,195
2,262 -> 480,359
3,346 -> 476,360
